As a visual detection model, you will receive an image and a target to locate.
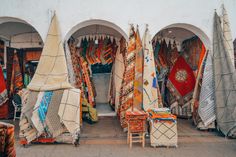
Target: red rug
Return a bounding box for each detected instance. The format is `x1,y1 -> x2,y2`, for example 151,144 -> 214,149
167,56 -> 195,102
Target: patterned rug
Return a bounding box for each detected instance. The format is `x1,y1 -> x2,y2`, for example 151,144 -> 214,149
167,56 -> 195,103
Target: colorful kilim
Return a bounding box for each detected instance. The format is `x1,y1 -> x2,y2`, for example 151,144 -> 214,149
142,27 -> 162,111
11,52 -> 23,93
119,26 -> 136,128
133,27 -> 143,110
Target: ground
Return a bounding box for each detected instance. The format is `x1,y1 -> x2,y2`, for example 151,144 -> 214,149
2,118 -> 236,157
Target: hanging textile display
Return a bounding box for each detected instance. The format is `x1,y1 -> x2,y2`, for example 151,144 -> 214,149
10,52 -> 24,93
198,53 -> 216,127
157,40 -> 168,68
142,27 -> 162,111
213,12 -> 236,138
182,36 -> 202,69
133,27 -> 143,110
170,41 -> 179,66
112,37 -> 125,112
0,65 -> 8,106
167,56 -> 196,104
119,25 -> 136,128
65,41 -> 76,86
19,14 -> 81,145
27,14 -> 72,91
222,4 -> 234,67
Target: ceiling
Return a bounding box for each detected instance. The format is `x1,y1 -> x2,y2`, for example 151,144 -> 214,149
0,22 -> 38,40
154,27 -> 196,43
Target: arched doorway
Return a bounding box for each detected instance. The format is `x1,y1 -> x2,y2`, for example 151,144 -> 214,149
152,23 -> 214,130
65,19 -> 127,117
0,17 -> 43,119
64,19 -> 128,138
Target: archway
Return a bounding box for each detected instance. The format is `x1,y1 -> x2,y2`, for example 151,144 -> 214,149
65,19 -> 127,116
152,23 -> 214,130
64,19 -> 128,138
0,17 -> 43,119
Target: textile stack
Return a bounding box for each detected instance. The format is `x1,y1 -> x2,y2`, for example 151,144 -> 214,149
0,122 -> 16,157
148,108 -> 177,147
19,14 -> 81,146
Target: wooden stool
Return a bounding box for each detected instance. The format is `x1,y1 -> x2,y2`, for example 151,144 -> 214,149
125,110 -> 147,148
128,129 -> 145,148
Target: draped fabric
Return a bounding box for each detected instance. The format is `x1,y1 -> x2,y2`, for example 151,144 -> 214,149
222,4 -> 234,67
133,27 -> 143,110
213,12 -> 236,138
142,27 -> 162,111
0,122 -> 16,157
158,40 -> 168,68
58,89 -> 81,141
27,15 -> 72,91
0,65 -> 8,106
198,52 -> 216,126
11,52 -> 24,93
167,56 -> 196,103
119,26 -> 136,128
65,42 -> 76,86
113,38 -> 125,112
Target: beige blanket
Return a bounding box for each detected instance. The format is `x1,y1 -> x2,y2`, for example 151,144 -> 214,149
27,14 -> 72,91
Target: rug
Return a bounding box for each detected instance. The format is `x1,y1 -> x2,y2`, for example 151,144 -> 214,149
142,27 -> 163,111
167,56 -> 195,103
45,90 -> 66,138
27,14 -> 72,91
58,88 -> 81,142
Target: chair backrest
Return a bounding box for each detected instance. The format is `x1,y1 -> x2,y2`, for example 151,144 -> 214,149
12,100 -> 18,107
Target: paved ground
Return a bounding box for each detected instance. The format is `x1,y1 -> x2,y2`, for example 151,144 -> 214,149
2,118 -> 236,157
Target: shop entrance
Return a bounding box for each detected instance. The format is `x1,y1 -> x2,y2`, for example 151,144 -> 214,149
0,19 -> 43,119
66,22 -> 127,117
152,24 -> 213,129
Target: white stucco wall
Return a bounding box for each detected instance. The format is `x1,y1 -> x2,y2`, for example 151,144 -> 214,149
0,0 -> 235,46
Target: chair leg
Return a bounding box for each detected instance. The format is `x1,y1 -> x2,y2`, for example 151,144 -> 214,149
14,109 -> 16,121
129,133 -> 132,148
142,133 -> 145,148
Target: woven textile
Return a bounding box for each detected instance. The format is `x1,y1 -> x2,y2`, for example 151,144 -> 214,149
213,12 -> 236,138
45,90 -> 66,138
222,5 -> 234,66
58,89 -> 81,141
150,120 -> 177,147
119,26 -> 136,128
198,53 -> 216,126
38,91 -> 53,123
27,14 -> 72,91
112,38 -> 125,112
0,122 -> 16,157
31,92 -> 45,135
133,28 -> 143,110
20,91 -> 39,143
142,27 -> 162,111
167,56 -> 195,103
0,65 -> 8,106
11,52 -> 23,92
